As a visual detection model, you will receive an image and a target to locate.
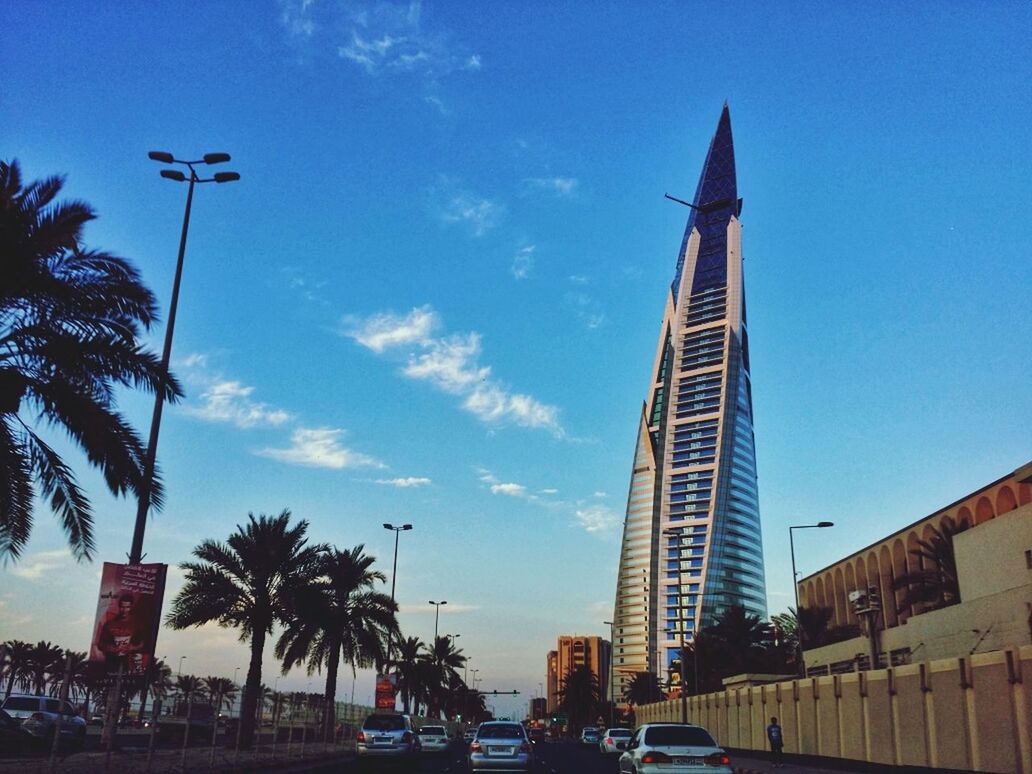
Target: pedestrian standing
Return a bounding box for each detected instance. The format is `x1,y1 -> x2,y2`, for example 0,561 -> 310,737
767,716 -> 784,768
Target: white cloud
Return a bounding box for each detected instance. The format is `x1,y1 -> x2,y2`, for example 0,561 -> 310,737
258,428 -> 384,469
424,95 -> 449,115
441,193 -> 501,237
568,275 -> 588,285
511,245 -> 535,280
575,504 -> 620,534
540,488 -> 558,495
397,602 -> 479,615
490,482 -> 528,498
8,549 -> 69,581
186,380 -> 293,428
376,477 -> 432,488
180,352 -> 209,368
565,291 -> 606,330
279,0 -> 317,40
333,1 -> 479,82
343,305 -> 438,353
348,307 -> 563,436
594,491 -> 608,498
524,177 -> 579,197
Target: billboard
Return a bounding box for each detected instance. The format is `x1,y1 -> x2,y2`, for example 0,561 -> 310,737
375,673 -> 397,712
88,562 -> 167,681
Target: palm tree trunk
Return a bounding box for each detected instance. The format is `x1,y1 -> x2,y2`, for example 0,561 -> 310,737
322,642 -> 340,740
4,672 -> 16,700
240,628 -> 266,748
138,677 -> 151,723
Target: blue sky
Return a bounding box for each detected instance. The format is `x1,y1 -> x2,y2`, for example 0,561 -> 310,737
3,1 -> 1031,716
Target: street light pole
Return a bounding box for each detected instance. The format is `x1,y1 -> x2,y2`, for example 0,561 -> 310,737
131,152 -> 239,565
382,523 -> 413,665
789,521 -> 835,671
177,656 -> 186,678
429,600 -> 447,640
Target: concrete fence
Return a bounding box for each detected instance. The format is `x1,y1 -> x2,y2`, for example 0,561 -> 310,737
634,645 -> 1032,773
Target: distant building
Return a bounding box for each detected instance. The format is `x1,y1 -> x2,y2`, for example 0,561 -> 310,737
799,461 -> 1032,673
611,105 -> 767,706
545,635 -> 611,713
530,697 -> 546,721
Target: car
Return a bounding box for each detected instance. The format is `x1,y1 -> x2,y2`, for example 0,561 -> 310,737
580,726 -> 601,744
526,726 -> 545,744
417,724 -> 450,753
463,725 -> 478,743
355,713 -> 421,767
469,720 -> 533,772
600,727 -> 633,754
0,694 -> 87,748
0,708 -> 37,755
618,723 -> 732,773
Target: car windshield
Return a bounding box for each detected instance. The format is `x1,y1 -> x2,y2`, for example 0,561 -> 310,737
420,726 -> 446,735
363,715 -> 406,731
479,724 -> 524,739
2,698 -> 38,712
644,726 -> 717,746
608,729 -> 632,737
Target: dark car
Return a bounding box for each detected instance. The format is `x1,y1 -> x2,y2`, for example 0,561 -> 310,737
0,708 -> 38,755
526,727 -> 545,744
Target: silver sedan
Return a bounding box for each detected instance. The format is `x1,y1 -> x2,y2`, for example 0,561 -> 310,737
469,721 -> 533,772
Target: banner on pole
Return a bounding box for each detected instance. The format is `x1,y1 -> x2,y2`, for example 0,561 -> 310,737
375,673 -> 397,712
88,562 -> 168,681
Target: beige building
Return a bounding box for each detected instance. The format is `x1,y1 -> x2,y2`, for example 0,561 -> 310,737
798,460 -> 1032,673
545,635 -> 611,713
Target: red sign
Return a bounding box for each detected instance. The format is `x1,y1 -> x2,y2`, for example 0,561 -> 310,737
88,562 -> 167,681
375,673 -> 397,711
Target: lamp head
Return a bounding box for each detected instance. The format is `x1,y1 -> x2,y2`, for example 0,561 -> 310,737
213,171 -> 240,183
817,521 -> 834,528
160,169 -> 187,182
203,152 -> 231,165
402,524 -> 413,530
383,523 -> 393,530
148,151 -> 174,164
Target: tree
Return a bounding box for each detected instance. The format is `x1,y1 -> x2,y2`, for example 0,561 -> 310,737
558,665 -> 599,732
136,658 -> 172,722
423,635 -> 466,718
893,520 -> 970,613
1,640 -> 31,699
622,671 -> 664,705
166,511 -> 324,746
394,636 -> 427,714
276,545 -> 397,738
24,640 -> 63,695
203,676 -> 237,716
0,159 -> 181,562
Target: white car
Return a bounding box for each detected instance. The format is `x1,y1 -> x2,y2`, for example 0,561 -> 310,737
580,726 -> 601,744
600,727 -> 633,754
418,724 -> 451,752
0,694 -> 87,747
618,723 -> 732,773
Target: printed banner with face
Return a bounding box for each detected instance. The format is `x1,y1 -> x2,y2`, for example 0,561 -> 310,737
375,673 -> 397,711
88,562 -> 167,680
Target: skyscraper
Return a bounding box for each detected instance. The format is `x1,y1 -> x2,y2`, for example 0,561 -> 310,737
610,106 -> 766,701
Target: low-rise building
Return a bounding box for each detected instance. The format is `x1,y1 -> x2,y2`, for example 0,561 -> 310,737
798,461 -> 1032,673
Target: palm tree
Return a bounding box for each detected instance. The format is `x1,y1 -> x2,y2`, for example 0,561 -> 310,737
394,636 -> 426,714
276,545 -> 398,738
893,520 -> 970,613
174,674 -> 203,711
136,658 -> 172,722
558,665 -> 599,733
203,676 -> 237,717
423,635 -> 466,718
23,640 -> 63,695
1,640 -> 31,698
0,159 -> 181,562
622,671 -> 664,706
166,511 -> 324,747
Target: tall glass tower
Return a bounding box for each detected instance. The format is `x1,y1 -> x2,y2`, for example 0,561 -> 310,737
610,106 -> 766,700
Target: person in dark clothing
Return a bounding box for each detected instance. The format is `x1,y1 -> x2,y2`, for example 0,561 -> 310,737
767,716 -> 784,767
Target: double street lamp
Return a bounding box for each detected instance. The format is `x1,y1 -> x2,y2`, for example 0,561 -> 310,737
383,523 -> 412,664
429,600 -> 447,640
130,151 -> 239,565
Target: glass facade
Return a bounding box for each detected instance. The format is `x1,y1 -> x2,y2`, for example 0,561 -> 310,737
611,106 -> 767,694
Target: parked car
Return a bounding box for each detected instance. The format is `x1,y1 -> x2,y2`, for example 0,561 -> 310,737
417,724 -> 450,753
0,708 -> 37,755
526,726 -> 545,744
0,695 -> 86,748
580,726 -> 601,745
463,725 -> 478,743
600,727 -> 633,754
355,713 -> 420,766
469,720 -> 533,772
618,723 -> 731,773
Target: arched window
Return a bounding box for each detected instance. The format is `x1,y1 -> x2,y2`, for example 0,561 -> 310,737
996,486 -> 1018,515
975,496 -> 995,525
